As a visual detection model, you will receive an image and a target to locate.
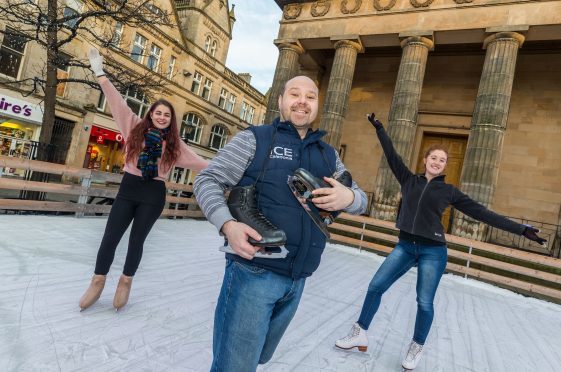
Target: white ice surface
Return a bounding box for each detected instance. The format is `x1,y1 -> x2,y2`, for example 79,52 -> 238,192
1,215 -> 560,371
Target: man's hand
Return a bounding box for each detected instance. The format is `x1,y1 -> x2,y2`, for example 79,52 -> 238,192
293,191 -> 311,212
367,113 -> 383,130
523,225 -> 548,247
310,177 -> 354,211
221,220 -> 262,260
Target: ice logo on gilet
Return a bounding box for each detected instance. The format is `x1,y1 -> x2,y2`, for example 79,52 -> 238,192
270,146 -> 293,161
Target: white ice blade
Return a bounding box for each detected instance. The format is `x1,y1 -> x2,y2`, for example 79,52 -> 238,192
218,244 -> 288,259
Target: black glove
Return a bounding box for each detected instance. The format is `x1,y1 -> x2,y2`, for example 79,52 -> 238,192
523,225 -> 547,247
367,113 -> 383,130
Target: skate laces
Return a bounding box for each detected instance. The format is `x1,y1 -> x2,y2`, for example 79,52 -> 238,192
342,323 -> 362,341
405,341 -> 423,361
247,208 -> 277,230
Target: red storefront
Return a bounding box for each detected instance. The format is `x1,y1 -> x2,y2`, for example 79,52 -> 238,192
84,125 -> 125,172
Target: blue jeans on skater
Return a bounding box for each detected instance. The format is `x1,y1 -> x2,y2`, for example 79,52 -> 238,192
211,258 -> 306,372
357,239 -> 447,344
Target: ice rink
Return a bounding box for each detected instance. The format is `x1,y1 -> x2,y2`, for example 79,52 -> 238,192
1,215 -> 560,371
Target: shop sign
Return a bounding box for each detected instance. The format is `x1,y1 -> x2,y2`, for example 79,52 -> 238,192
0,93 -> 43,124
90,125 -> 125,143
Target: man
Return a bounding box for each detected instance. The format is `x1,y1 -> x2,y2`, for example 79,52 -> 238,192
194,76 -> 368,371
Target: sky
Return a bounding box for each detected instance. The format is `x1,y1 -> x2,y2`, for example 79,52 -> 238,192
226,2 -> 283,94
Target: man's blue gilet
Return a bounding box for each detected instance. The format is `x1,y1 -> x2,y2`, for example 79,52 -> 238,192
230,119 -> 337,279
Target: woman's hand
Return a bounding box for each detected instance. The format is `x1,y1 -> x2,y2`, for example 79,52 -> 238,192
367,113 -> 383,130
88,48 -> 105,77
523,225 -> 547,247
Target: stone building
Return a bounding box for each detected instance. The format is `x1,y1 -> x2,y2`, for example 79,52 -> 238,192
270,0 -> 561,250
0,0 -> 266,184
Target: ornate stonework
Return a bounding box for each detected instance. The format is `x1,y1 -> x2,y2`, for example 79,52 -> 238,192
373,0 -> 397,11
311,0 -> 331,17
410,0 -> 435,7
341,0 -> 362,14
283,4 -> 302,20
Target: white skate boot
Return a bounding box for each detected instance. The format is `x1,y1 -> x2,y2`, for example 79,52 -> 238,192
335,322 -> 368,352
402,340 -> 423,370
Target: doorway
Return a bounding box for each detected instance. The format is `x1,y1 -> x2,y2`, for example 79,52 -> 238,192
415,133 -> 468,232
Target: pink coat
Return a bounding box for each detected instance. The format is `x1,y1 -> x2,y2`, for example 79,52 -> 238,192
99,78 -> 208,180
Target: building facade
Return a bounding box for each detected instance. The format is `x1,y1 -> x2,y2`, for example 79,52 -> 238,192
0,0 -> 266,184
270,0 -> 561,249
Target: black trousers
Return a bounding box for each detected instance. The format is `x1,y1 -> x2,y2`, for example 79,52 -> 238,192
94,173 -> 166,277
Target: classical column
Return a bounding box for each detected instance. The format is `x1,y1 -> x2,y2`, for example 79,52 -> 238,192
319,37 -> 363,148
452,31 -> 525,240
371,36 -> 434,220
264,39 -> 304,124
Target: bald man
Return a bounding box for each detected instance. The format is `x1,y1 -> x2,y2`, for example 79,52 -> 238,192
194,76 -> 367,371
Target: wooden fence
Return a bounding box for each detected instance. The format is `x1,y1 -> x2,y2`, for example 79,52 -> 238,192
0,155 -> 203,218
2,155 -> 561,303
330,213 -> 561,304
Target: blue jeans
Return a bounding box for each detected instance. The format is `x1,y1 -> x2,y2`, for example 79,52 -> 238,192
357,240 -> 447,344
211,259 -> 306,372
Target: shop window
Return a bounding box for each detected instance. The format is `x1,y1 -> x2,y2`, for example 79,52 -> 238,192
209,124 -> 228,151
56,52 -> 71,98
181,112 -> 202,144
124,86 -> 150,117
147,43 -> 161,71
167,56 -> 176,79
218,88 -> 228,109
201,78 -> 212,101
226,93 -> 236,114
130,33 -> 147,64
191,71 -> 202,95
0,28 -> 27,79
85,125 -> 125,173
109,22 -> 124,48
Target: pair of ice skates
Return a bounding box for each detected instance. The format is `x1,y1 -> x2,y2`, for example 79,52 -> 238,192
219,168 -> 352,259
79,274 -> 133,311
335,323 -> 424,370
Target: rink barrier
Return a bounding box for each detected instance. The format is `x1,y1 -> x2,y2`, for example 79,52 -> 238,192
330,213 -> 561,303
0,155 -> 203,218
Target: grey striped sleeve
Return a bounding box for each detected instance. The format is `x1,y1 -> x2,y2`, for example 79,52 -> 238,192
193,130 -> 256,232
334,149 -> 368,215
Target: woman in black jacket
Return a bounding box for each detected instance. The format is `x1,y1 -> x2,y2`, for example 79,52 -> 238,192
335,114 -> 546,370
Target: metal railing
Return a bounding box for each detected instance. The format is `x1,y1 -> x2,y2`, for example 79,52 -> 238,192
485,216 -> 561,258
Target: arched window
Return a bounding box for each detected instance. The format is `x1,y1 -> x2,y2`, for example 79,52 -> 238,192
209,124 -> 228,150
181,113 -> 203,144
204,36 -> 212,53
210,40 -> 217,57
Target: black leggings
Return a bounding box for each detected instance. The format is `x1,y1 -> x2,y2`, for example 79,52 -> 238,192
94,173 -> 165,277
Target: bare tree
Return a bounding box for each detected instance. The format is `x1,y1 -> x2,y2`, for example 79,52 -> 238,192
0,0 -> 176,162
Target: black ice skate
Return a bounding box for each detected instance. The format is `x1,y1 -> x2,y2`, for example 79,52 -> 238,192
287,168 -> 353,238
219,185 -> 288,259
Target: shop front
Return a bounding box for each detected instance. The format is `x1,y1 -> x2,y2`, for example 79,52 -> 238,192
84,125 -> 125,173
0,91 -> 43,176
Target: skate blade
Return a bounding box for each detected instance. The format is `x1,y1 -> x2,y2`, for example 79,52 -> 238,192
218,244 -> 288,259
288,176 -> 330,238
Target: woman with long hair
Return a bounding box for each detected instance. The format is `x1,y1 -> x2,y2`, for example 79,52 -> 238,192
79,49 -> 208,311
335,113 -> 546,370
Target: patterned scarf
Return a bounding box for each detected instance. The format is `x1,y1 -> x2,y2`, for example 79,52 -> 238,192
137,127 -> 169,180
